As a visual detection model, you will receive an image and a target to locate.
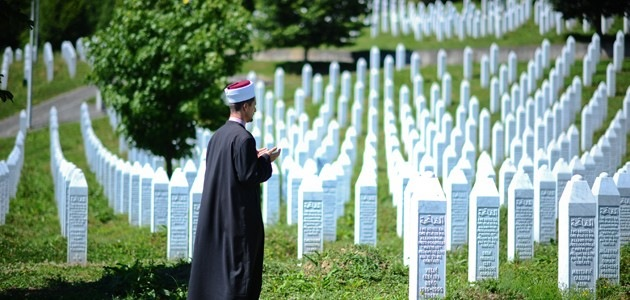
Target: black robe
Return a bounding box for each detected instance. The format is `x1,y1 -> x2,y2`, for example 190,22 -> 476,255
188,121 -> 273,300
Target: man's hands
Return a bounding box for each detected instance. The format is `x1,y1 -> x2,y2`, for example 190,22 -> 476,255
257,147 -> 281,162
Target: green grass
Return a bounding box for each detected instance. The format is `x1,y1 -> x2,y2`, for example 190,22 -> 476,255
1,52 -> 91,120
1,20 -> 630,299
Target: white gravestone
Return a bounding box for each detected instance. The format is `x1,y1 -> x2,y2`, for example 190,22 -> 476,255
409,172 -> 447,299
558,175 -> 597,293
263,162 -> 280,226
319,164 -> 338,242
167,169 -> 189,260
534,165 -> 557,243
129,162 -> 142,226
67,170 -> 88,264
287,164 -> 304,225
613,172 -> 630,246
499,159 -> 517,207
592,173 -> 620,283
492,122 -> 504,167
140,163 -> 154,227
508,170 -> 535,261
445,169 -> 469,251
298,175 -> 324,259
468,177 -> 501,282
355,170 -> 378,246
188,164 -> 205,259
152,167 -> 169,232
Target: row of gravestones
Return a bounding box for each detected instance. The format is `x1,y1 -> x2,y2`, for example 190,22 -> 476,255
376,40 -> 627,300
81,103 -> 213,260
49,106 -> 88,264
0,38 -> 86,89
369,0 -> 532,41
403,166 -> 630,298
0,110 -> 27,226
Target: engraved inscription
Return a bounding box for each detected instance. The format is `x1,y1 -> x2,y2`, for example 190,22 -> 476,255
130,175 -> 140,225
620,196 -> 630,245
67,194 -> 87,263
476,207 -> 499,279
569,216 -> 596,290
450,190 -> 468,246
153,186 -> 168,228
141,179 -> 152,226
303,198 -> 323,254
322,181 -> 336,240
417,213 -> 445,298
598,206 -> 619,282
539,188 -> 556,241
359,189 -> 377,245
169,191 -> 188,258
515,196 -> 533,259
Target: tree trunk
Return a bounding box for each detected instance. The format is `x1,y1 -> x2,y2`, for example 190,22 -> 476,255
165,155 -> 173,178
303,47 -> 309,64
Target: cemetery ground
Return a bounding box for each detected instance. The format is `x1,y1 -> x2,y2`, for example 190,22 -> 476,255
3,19 -> 630,299
2,57 -> 630,298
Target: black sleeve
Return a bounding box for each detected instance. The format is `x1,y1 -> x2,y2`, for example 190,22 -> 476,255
233,136 -> 273,185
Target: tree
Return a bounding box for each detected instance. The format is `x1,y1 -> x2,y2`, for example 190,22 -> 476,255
254,0 -> 370,62
0,0 -> 33,103
550,0 -> 630,35
88,0 -> 254,176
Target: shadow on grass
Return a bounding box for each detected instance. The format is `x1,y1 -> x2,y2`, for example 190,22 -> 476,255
0,260 -> 190,300
274,61 -> 356,75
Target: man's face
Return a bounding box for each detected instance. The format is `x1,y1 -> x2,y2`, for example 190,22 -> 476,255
244,99 -> 257,122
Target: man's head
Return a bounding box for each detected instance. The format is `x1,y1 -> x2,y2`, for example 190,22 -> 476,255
225,80 -> 257,122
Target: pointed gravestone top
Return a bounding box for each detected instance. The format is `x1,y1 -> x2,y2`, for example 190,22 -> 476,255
569,156 -> 585,175
471,175 -> 499,198
510,169 -> 533,190
537,164 -> 555,181
170,168 -> 188,188
561,175 -> 595,203
592,172 -> 619,197
69,169 -> 87,188
477,151 -> 495,178
319,163 -> 336,181
141,163 -> 154,177
613,171 -> 630,189
303,159 -> 318,175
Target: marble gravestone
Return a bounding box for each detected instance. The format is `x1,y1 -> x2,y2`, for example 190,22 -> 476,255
613,171 -> 630,246
409,172 -> 447,299
355,170 -> 378,246
468,177 -> 501,282
140,163 -> 154,227
298,175 -> 324,259
592,173 -> 620,284
319,164 -> 338,242
152,167 -> 169,232
67,170 -> 88,264
445,169 -> 469,251
188,164 -> 205,259
263,162 -> 281,226
558,175 -> 597,293
167,169 -> 189,260
508,170 -> 535,261
534,165 -> 556,243
129,162 -> 142,226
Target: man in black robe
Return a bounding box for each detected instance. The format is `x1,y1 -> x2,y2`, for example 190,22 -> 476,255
188,80 -> 280,299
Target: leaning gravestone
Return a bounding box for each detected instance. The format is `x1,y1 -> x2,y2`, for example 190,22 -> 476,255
298,175 -> 323,259
592,173 -> 620,284
468,176 -> 500,282
534,165 -> 556,243
167,169 -> 189,260
558,175 -> 597,294
445,168 -> 469,250
508,170 -> 534,261
67,170 -> 88,264
152,167 -> 169,232
409,172 -> 447,299
263,162 -> 280,226
613,171 -> 630,246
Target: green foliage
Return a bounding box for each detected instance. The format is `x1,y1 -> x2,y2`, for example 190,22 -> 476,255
549,0 -> 630,33
254,0 -> 370,61
0,0 -> 33,49
38,0 -> 119,48
88,0 -> 254,175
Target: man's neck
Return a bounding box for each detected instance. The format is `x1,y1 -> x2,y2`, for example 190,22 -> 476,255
229,113 -> 246,126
